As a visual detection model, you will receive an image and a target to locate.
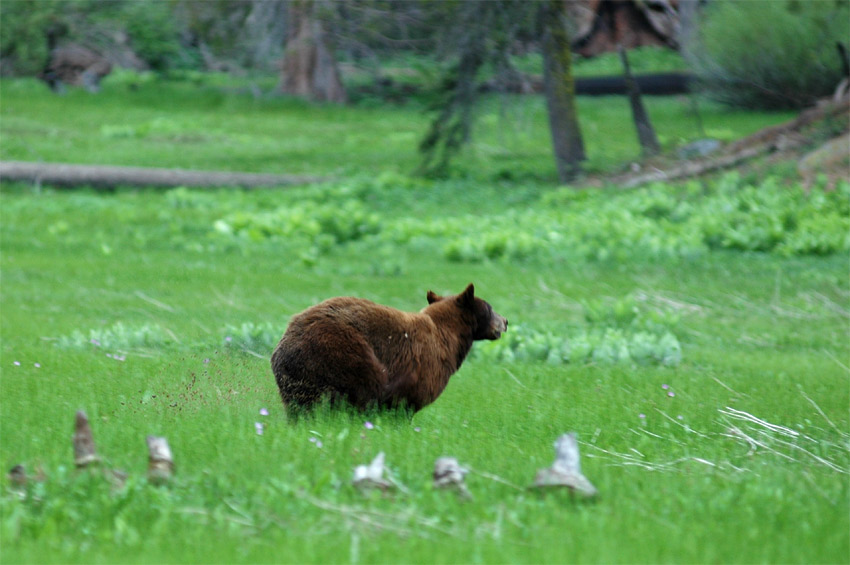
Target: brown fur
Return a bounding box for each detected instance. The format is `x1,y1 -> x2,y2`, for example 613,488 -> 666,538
271,284 -> 507,412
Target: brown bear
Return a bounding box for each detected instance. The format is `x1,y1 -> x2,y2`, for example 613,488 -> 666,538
271,284 -> 507,413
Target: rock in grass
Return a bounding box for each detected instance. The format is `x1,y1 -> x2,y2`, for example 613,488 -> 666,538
353,452 -> 394,491
532,433 -> 598,498
146,436 -> 175,485
433,456 -> 472,499
73,411 -> 100,468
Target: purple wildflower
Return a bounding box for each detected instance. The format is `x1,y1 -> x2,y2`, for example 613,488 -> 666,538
13,361 -> 20,366
677,415 -> 684,420
414,427 -> 421,433
309,437 -> 317,443
255,422 -> 264,435
668,391 -> 675,397
91,339 -> 101,346
662,384 -> 669,390
364,421 -> 374,430
259,408 -> 269,416
315,440 -> 323,449
639,413 -> 646,419
225,336 -> 232,342
34,363 -> 41,368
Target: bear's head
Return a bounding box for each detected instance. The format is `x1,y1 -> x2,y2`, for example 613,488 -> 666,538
426,283 -> 508,341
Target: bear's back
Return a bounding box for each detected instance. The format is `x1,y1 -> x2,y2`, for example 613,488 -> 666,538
289,297 -> 433,360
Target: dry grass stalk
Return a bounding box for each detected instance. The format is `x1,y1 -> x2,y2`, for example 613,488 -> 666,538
532,433 -> 598,498
433,457 -> 472,499
147,436 -> 175,484
296,491 -> 455,539
7,464 -> 28,492
353,452 -> 397,492
720,406 -> 848,474
73,410 -> 100,468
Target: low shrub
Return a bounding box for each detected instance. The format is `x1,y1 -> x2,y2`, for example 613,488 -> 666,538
688,0 -> 849,109
474,294 -> 682,366
55,322 -> 173,352
208,173 -> 849,265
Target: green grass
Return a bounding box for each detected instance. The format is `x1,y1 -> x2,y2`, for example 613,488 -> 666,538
2,178 -> 848,563
0,73 -> 793,180
1,76 -> 847,564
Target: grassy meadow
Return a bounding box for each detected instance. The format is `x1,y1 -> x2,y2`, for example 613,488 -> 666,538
1,70 -> 848,564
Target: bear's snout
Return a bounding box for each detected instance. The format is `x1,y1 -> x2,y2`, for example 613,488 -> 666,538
488,314 -> 508,340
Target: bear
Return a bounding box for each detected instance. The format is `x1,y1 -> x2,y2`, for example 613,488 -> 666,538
271,283 -> 507,413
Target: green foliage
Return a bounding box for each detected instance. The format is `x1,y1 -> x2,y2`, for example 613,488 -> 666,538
110,2 -> 182,72
475,295 -> 682,366
204,173 -> 849,267
690,0 -> 850,109
217,200 -> 382,246
0,0 -> 54,75
441,174 -> 849,263
222,322 -> 284,354
55,322 -> 173,352
0,0 -> 186,76
691,173 -> 850,255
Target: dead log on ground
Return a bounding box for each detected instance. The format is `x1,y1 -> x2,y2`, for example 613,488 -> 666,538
0,161 -> 325,190
618,98 -> 849,188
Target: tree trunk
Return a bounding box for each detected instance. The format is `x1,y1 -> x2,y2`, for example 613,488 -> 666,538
540,0 -> 586,183
280,0 -> 347,103
618,45 -> 661,157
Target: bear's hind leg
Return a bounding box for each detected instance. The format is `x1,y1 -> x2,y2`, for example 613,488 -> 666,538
325,335 -> 388,410
278,322 -> 388,411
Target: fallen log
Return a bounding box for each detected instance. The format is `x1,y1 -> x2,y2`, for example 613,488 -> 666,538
0,161 -> 325,189
617,98 -> 849,188
575,72 -> 693,96
479,72 -> 694,96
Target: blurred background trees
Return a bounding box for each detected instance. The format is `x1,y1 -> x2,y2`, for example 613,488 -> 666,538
685,0 -> 850,109
1,0 -> 847,177
3,0 -> 847,105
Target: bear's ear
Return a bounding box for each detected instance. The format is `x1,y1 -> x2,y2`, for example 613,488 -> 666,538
456,283 -> 475,308
427,290 -> 441,304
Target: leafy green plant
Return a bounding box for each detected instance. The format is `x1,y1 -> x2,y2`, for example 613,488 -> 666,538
216,200 -> 381,248
475,294 -> 682,366
222,322 -> 284,354
55,322 -> 174,352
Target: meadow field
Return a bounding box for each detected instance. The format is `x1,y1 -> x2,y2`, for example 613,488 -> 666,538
1,73 -> 848,564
